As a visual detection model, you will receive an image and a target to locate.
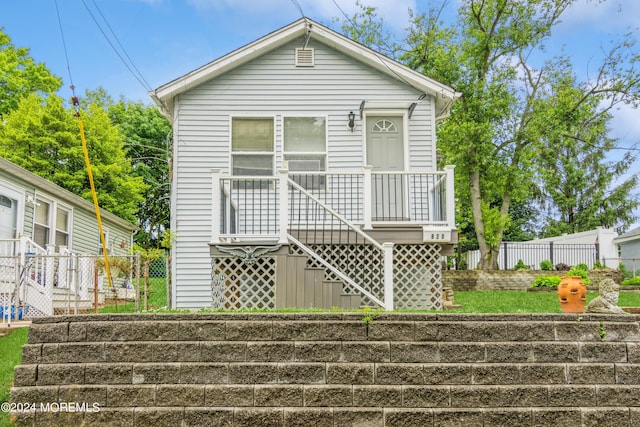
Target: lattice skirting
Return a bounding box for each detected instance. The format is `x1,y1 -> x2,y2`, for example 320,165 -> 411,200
211,243 -> 443,310
211,257 -> 277,310
290,243 -> 443,310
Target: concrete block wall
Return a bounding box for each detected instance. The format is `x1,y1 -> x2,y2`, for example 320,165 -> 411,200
10,312 -> 640,426
443,269 -> 624,291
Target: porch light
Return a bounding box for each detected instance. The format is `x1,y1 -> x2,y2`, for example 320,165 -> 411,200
348,111 -> 355,132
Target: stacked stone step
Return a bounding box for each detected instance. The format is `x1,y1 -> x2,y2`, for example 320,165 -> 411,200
10,313 -> 640,426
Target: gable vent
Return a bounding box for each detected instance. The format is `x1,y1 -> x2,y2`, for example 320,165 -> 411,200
295,48 -> 315,67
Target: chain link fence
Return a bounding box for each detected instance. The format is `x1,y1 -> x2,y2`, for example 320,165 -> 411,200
1,252 -> 170,322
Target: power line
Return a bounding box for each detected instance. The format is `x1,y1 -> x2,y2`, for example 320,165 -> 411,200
79,0 -> 153,92
89,0 -> 152,91
54,0 -> 75,89
290,0 -> 305,19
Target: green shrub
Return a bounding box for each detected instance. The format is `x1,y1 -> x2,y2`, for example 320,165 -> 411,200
621,276 -> 640,286
566,268 -> 591,286
540,260 -> 553,271
514,259 -> 529,270
593,260 -> 605,270
574,263 -> 589,272
530,275 -> 562,288
619,263 -> 635,280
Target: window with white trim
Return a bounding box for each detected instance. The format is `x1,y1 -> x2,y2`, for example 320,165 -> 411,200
231,117 -> 274,176
33,200 -> 50,248
284,116 -> 326,189
55,207 -> 70,247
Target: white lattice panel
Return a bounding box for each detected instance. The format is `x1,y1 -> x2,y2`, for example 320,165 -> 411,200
291,243 -> 443,310
211,257 -> 276,309
289,243 -> 385,305
393,244 -> 443,310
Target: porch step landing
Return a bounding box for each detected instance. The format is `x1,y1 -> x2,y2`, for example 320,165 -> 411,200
10,313 -> 640,426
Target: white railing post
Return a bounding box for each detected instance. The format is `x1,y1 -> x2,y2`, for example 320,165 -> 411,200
278,165 -> 290,244
383,242 -> 394,311
363,165 -> 373,229
445,165 -> 456,229
211,169 -> 221,244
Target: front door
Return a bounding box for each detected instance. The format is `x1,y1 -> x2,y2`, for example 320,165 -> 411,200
366,115 -> 406,220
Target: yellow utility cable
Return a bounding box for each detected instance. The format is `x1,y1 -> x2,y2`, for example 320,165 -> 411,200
55,0 -> 113,289
74,99 -> 114,289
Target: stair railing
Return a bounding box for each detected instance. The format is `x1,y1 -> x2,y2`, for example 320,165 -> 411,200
287,176 -> 394,310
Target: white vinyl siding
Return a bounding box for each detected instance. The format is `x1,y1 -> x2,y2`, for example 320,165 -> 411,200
171,38 -> 437,308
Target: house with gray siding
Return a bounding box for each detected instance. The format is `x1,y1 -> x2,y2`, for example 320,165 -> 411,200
0,157 -> 136,255
614,226 -> 640,274
1,156 -> 137,318
152,18 -> 460,311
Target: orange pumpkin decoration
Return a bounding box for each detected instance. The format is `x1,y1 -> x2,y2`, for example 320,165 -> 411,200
557,276 -> 587,313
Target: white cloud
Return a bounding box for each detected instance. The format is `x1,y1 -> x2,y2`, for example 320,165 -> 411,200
560,0 -> 640,33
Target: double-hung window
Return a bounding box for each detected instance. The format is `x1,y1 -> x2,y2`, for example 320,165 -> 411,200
283,116 -> 326,189
55,207 -> 70,247
33,200 -> 51,248
231,117 -> 275,176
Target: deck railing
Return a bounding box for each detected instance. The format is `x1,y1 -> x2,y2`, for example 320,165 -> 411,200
212,166 -> 455,243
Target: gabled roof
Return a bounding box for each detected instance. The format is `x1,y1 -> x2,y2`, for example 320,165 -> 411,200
151,18 -> 460,122
0,157 -> 137,231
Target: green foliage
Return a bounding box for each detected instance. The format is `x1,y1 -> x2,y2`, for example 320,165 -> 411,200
0,92 -> 147,222
621,277 -> 640,286
0,29 -> 61,116
0,327 -> 28,426
514,259 -> 529,270
574,263 -> 589,272
530,275 -> 561,288
565,268 -> 591,286
336,0 -> 640,267
619,263 -> 635,280
593,260 -> 605,270
108,99 -> 172,248
540,260 -> 553,271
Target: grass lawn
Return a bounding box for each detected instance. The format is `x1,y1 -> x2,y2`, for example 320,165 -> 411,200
447,290 -> 640,313
0,328 -> 28,427
98,277 -> 168,313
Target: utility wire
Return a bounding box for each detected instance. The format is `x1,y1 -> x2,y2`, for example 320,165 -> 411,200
54,0 -> 75,89
88,0 -> 152,92
80,0 -> 153,92
290,0 -> 305,18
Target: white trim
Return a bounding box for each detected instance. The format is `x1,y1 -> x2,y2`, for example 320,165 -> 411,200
229,115 -> 277,177
363,110 -> 409,172
151,18 -> 460,121
0,181 -> 25,239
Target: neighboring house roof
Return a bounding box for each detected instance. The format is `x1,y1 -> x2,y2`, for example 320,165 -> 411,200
614,226 -> 640,245
0,157 -> 137,232
151,17 -> 461,123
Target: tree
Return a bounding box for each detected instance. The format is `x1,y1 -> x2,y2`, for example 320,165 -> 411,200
0,92 -> 146,222
108,99 -> 172,248
532,60 -> 639,235
0,28 -> 61,116
402,0 -> 640,268
339,0 -> 640,268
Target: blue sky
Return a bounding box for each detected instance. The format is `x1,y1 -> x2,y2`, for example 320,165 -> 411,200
2,0 -> 640,227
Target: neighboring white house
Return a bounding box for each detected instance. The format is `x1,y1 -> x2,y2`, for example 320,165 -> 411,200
613,226 -> 640,275
152,18 -> 460,311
